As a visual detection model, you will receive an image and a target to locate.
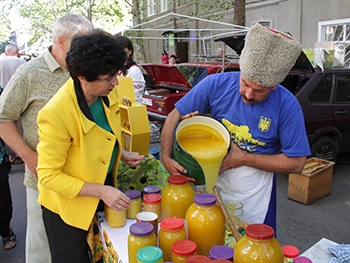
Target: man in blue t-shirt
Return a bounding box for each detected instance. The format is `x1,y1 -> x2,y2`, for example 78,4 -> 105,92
160,23 -> 311,232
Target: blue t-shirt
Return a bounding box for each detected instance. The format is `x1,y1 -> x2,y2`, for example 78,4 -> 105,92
175,72 -> 310,157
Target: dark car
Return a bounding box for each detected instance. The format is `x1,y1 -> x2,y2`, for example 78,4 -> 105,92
215,33 -> 350,162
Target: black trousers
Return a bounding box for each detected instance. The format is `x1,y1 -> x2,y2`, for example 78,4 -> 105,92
42,206 -> 91,263
0,177 -> 12,238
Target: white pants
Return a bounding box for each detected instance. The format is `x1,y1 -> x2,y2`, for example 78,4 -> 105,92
26,187 -> 51,263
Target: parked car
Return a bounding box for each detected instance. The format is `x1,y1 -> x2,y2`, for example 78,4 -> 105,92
216,33 -> 350,162
140,62 -> 240,120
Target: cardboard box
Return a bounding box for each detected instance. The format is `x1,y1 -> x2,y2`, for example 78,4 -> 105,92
288,157 -> 335,204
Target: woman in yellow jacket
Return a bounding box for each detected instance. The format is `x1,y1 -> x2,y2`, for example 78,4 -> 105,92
36,30 -> 143,263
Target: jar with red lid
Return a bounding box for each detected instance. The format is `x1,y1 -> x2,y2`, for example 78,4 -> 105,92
186,255 -> 211,262
143,193 -> 162,221
159,217 -> 187,262
162,174 -> 195,219
125,190 -> 142,219
171,240 -> 197,263
283,245 -> 299,263
185,194 -> 225,256
234,224 -> 284,263
209,245 -> 234,261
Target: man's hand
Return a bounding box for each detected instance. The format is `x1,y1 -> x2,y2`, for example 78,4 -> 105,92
219,141 -> 247,173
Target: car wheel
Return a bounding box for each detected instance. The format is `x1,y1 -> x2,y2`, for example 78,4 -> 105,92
310,136 -> 338,162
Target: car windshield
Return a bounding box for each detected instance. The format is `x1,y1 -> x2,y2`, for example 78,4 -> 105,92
177,66 -> 208,87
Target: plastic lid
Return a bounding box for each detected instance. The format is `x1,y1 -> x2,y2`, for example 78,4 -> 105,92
194,193 -> 216,206
124,189 -> 141,200
143,185 -> 161,195
143,193 -> 161,204
160,217 -> 184,231
245,224 -> 274,240
283,245 -> 299,258
186,255 -> 211,263
210,260 -> 233,263
129,222 -> 154,236
136,246 -> 163,262
172,240 -> 197,256
293,256 -> 313,263
209,245 -> 234,260
168,174 -> 188,185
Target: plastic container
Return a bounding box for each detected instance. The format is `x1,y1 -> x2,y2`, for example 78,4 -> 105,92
136,246 -> 163,263
128,222 -> 157,263
143,194 -> 162,221
185,194 -> 225,256
171,240 -> 197,263
159,217 -> 187,262
210,260 -> 232,263
125,190 -> 142,219
234,224 -> 284,263
209,245 -> 234,261
162,174 -> 195,219
104,204 -> 126,228
293,256 -> 313,263
186,255 -> 211,262
283,245 -> 299,263
143,185 -> 161,196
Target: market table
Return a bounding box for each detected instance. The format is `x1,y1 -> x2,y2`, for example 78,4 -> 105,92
300,237 -> 338,262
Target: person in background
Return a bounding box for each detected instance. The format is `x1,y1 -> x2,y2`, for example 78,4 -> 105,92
217,47 -> 224,56
37,29 -> 143,263
160,23 -> 310,233
162,50 -> 169,64
168,54 -> 178,66
114,35 -> 146,104
0,14 -> 93,263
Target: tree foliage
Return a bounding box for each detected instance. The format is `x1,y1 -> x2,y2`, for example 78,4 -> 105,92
0,2 -> 12,42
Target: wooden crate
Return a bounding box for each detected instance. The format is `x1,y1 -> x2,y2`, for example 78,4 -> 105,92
288,157 -> 335,204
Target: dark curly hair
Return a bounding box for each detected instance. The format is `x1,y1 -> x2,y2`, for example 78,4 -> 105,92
66,29 -> 127,82
113,35 -> 136,75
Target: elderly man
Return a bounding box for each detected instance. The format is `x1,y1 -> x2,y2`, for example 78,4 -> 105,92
161,24 -> 311,232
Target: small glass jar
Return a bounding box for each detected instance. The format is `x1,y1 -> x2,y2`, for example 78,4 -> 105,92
125,190 -> 142,219
293,256 -> 313,263
171,239 -> 197,263
162,174 -> 195,219
143,185 -> 161,196
209,245 -> 234,261
104,204 -> 126,228
234,224 -> 284,263
186,255 -> 211,263
159,218 -> 187,262
143,193 -> 162,221
136,246 -> 164,263
128,222 -> 157,263
283,245 -> 299,263
185,194 -> 225,256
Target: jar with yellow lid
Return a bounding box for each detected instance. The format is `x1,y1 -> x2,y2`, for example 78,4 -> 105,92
162,174 -> 195,219
159,217 -> 187,262
128,222 -> 157,263
171,239 -> 197,263
234,224 -> 284,263
104,204 -> 126,228
125,189 -> 142,219
185,194 -> 225,256
143,194 -> 162,221
136,246 -> 163,263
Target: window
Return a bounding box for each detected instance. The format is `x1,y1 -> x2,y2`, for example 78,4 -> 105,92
308,74 -> 332,103
147,0 -> 156,16
200,30 -> 211,56
161,0 -> 167,12
336,74 -> 350,103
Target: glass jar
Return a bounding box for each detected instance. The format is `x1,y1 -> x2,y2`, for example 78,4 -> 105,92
283,245 -> 299,263
159,217 -> 187,262
234,224 -> 284,263
171,239 -> 197,263
143,185 -> 161,196
136,246 -> 163,263
104,204 -> 126,228
125,190 -> 142,219
209,245 -> 234,261
128,222 -> 157,263
185,194 -> 225,256
143,194 -> 162,221
162,174 -> 195,219
186,255 -> 211,263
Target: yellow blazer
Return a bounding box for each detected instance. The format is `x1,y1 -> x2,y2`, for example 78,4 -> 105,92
37,78 -> 122,230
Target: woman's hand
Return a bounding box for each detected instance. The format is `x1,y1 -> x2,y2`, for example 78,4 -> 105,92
121,150 -> 143,167
101,186 -> 132,211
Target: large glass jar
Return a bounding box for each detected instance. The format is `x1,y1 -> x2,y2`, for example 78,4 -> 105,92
234,224 -> 284,263
162,174 -> 195,219
185,194 -> 225,256
128,222 -> 157,263
158,217 -> 187,262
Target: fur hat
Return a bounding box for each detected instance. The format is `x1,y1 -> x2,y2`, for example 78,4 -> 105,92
240,23 -> 302,87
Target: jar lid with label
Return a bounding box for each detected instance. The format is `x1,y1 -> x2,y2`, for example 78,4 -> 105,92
129,222 -> 154,236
